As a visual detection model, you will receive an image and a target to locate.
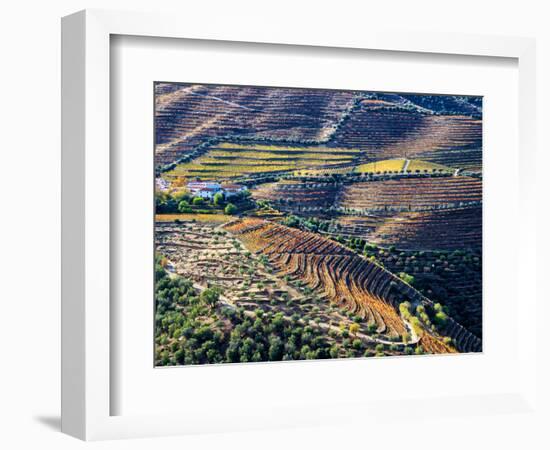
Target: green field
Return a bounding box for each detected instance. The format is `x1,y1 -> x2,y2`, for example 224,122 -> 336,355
355,159 -> 406,173
164,142 -> 360,180
155,213 -> 233,223
355,158 -> 453,174
406,159 -> 453,173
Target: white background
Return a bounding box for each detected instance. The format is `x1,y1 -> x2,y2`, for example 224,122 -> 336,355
0,1 -> 548,449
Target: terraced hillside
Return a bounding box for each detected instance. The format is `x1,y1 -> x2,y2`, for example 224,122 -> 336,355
329,101 -> 482,171
399,94 -> 482,118
376,248 -> 482,338
163,142 -> 360,181
338,176 -> 482,212
252,173 -> 482,221
354,158 -> 453,174
156,218 -> 448,360
330,206 -> 482,251
155,83 -> 358,166
155,84 -> 482,171
224,218 -> 481,353
251,180 -> 340,210
154,83 -> 484,364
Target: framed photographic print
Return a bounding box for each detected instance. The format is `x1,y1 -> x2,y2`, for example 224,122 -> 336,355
62,9 -> 542,443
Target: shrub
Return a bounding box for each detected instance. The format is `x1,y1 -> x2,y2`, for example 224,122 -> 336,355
398,272 -> 415,285
213,192 -> 225,206
399,301 -> 412,319
349,323 -> 360,336
174,348 -> 185,364
434,311 -> 448,327
268,336 -> 284,361
200,287 -> 221,309
177,201 -> 192,213
224,203 -> 238,215
409,317 -> 424,336
367,323 -> 378,334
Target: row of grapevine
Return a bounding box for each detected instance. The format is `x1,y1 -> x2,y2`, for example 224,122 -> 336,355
155,83 -> 357,166
338,176 -> 482,211
328,104 -> 482,171
326,206 -> 482,251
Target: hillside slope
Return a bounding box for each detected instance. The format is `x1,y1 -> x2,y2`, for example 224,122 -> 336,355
155,83 -> 357,166
155,84 -> 483,171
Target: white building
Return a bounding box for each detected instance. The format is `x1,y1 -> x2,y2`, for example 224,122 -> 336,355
195,186 -> 221,199
187,182 -> 222,199
187,181 -> 247,199
186,181 -> 247,200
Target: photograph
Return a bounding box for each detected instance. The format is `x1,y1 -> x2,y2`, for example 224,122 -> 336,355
153,82 -> 483,366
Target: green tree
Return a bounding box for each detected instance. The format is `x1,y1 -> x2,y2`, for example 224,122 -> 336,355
172,190 -> 191,203
155,254 -> 167,281
434,311 -> 448,326
224,203 -> 237,215
200,287 -> 220,310
178,200 -> 191,213
213,192 -> 225,206
268,336 -> 284,361
155,191 -> 178,213
192,196 -> 205,206
398,272 -> 415,285
174,348 -> 185,364
349,323 -> 360,337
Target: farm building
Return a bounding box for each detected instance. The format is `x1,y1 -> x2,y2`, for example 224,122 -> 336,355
187,181 -> 222,199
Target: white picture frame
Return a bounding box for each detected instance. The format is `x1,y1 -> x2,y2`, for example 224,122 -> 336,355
61,9 -> 541,442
